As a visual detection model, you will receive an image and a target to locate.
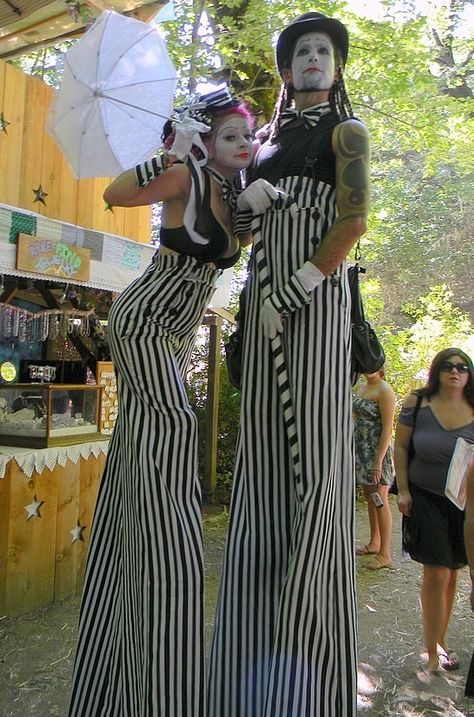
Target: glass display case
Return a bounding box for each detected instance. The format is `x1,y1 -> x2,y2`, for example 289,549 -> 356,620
0,384 -> 103,448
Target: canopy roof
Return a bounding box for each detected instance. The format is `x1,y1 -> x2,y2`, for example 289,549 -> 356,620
0,1 -> 166,60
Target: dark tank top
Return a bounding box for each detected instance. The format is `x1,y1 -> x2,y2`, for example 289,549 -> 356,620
251,113 -> 342,187
160,167 -> 240,270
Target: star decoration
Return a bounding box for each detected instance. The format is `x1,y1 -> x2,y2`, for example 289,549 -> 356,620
104,202 -> 114,213
33,185 -> 48,205
70,521 -> 86,544
0,112 -> 10,133
25,495 -> 44,521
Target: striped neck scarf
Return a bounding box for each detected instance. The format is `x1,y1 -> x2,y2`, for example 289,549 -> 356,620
280,101 -> 332,131
205,166 -> 240,208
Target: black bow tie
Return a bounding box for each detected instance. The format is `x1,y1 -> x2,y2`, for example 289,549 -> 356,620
280,103 -> 331,131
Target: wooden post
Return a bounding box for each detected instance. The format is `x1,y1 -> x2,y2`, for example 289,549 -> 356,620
202,315 -> 222,499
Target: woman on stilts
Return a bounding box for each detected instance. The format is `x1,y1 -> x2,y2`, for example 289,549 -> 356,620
68,86 -> 254,717
208,13 -> 370,717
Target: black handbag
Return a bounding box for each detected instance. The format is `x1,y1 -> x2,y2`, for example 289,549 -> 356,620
224,284 -> 247,389
348,261 -> 385,384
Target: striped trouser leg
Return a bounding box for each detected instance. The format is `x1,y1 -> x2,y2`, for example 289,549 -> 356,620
69,257 -> 218,717
69,337 -> 205,716
208,276 -> 357,717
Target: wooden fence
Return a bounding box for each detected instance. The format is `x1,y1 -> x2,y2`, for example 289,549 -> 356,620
0,59 -> 151,242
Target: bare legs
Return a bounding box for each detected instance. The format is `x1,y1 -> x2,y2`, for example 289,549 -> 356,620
360,484 -> 392,565
420,565 -> 457,670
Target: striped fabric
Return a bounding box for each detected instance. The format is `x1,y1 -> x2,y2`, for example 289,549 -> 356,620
208,164 -> 357,715
68,254 -> 220,717
280,101 -> 332,131
134,154 -> 168,188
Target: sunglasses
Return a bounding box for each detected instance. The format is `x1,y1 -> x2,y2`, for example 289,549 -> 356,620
439,361 -> 470,374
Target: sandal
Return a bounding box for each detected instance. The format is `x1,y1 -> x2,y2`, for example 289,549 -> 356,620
356,544 -> 378,556
438,649 -> 460,671
365,555 -> 392,570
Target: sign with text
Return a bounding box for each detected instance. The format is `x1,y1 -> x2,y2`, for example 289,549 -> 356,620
16,234 -> 91,281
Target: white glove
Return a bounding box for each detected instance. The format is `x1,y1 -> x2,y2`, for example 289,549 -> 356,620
260,261 -> 325,339
236,179 -> 281,214
170,117 -> 210,160
261,298 -> 284,339
294,261 -> 325,292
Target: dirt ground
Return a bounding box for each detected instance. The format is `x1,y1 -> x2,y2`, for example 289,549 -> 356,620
1,497 -> 473,717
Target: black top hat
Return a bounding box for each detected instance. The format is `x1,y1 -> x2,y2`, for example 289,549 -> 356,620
276,12 -> 349,75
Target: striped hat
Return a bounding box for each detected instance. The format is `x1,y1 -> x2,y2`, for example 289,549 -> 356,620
185,84 -> 240,123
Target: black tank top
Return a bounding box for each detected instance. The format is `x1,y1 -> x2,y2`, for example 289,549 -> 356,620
252,113 -> 342,187
160,167 -> 240,270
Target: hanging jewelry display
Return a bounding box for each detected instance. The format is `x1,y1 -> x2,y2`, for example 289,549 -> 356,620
30,314 -> 38,343
2,306 -> 12,337
49,314 -> 60,340
0,303 -> 95,342
18,311 -> 28,343
78,313 -> 90,337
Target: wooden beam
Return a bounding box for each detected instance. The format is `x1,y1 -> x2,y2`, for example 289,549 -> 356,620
0,2 -> 168,60
127,3 -> 166,23
82,0 -> 108,11
0,26 -> 84,60
207,306 -> 236,325
202,317 -> 222,499
0,11 -> 71,43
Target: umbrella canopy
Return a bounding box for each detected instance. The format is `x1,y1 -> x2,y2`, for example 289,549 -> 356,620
50,10 -> 177,179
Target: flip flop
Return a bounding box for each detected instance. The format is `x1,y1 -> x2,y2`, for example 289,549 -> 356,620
356,544 -> 378,556
438,649 -> 460,671
365,555 -> 392,570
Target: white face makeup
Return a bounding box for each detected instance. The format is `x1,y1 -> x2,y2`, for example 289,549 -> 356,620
207,116 -> 253,172
289,32 -> 336,93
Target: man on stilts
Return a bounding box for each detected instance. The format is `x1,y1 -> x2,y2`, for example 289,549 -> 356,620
208,11 -> 370,717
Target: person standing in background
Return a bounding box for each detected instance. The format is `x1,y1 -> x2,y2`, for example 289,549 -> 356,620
354,367 -> 396,569
395,348 -> 474,673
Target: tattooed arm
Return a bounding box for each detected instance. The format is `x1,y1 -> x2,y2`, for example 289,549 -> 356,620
308,118 -> 370,276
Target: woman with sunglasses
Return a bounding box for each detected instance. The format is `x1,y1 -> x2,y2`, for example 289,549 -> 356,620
394,347 -> 474,673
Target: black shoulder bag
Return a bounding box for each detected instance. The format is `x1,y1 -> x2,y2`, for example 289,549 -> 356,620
224,283 -> 247,389
348,244 -> 385,385
388,393 -> 423,495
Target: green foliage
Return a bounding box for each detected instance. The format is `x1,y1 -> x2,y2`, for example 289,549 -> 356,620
378,284 -> 473,407
186,323 -> 241,503
11,43 -> 75,88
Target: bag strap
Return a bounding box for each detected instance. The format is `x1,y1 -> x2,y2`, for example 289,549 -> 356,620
252,236 -> 304,485
412,393 -> 423,433
253,117 -> 340,187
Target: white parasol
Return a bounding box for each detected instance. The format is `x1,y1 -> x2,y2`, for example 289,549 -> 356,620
50,10 -> 178,179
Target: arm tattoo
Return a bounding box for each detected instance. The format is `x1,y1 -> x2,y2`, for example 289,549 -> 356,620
334,121 -> 370,220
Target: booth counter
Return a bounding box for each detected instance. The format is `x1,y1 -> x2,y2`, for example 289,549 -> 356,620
0,440 -> 108,615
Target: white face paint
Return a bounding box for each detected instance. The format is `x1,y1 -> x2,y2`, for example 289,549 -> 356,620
289,32 -> 336,93
207,116 -> 253,173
